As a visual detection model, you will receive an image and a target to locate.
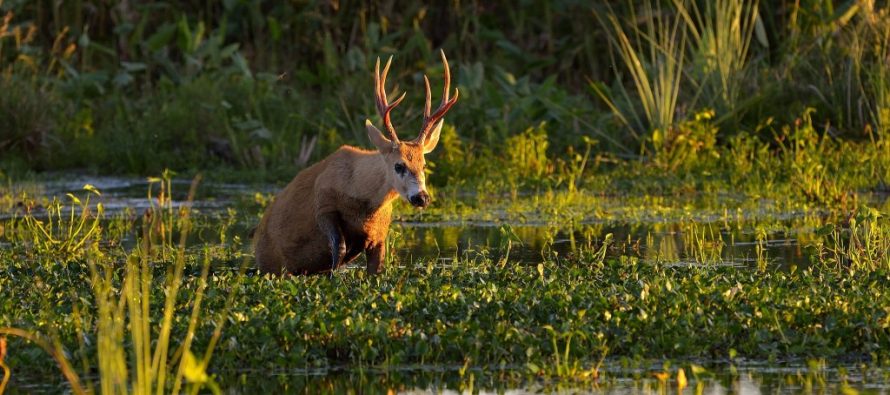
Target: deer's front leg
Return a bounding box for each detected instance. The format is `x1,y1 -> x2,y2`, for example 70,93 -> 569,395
365,243 -> 385,275
317,212 -> 346,272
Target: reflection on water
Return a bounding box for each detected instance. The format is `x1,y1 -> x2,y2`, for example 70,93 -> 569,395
8,362 -> 889,394
215,363 -> 890,394
3,176 -> 824,270
393,222 -> 811,270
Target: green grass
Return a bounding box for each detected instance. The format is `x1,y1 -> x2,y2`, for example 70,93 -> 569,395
592,0 -> 688,139
0,175 -> 249,394
1,153 -> 890,391
1,1 -> 890,392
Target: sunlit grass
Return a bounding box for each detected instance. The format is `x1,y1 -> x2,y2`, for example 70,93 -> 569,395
0,175 -> 251,394
674,0 -> 760,116
593,0 -> 688,139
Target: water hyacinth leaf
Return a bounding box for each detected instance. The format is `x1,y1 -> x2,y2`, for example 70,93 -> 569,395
840,384 -> 861,395
690,364 -> 707,378
677,368 -> 687,389
234,119 -> 263,131
267,17 -> 281,42
831,2 -> 860,29
460,61 -> 484,91
754,12 -> 769,48
120,61 -> 147,72
146,23 -> 176,52
66,193 -> 81,205
77,30 -> 90,48
219,43 -> 240,59
113,71 -> 133,87
88,41 -> 116,57
181,350 -> 208,383
82,184 -> 100,196
232,52 -> 251,78
816,224 -> 835,236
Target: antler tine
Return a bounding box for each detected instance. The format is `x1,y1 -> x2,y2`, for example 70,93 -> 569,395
423,75 -> 432,118
416,50 -> 460,143
374,55 -> 404,143
440,49 -> 450,104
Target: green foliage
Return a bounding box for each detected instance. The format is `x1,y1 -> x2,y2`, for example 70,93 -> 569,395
1,154 -> 890,390
504,123 -> 552,185
772,2 -> 890,138
0,176 -> 244,394
593,0 -> 688,139
2,1 -> 890,388
4,205 -> 890,377
817,206 -> 890,272
675,0 -> 761,116
0,1 -> 888,183
652,109 -> 720,171
17,186 -> 102,262
0,77 -> 66,168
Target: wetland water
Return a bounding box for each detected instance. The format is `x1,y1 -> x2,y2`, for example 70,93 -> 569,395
215,362 -> 890,394
13,176 -> 830,269
13,362 -> 890,394
5,176 -> 889,393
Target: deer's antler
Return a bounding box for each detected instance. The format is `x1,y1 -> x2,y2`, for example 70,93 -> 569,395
415,50 -> 460,144
374,56 -> 406,143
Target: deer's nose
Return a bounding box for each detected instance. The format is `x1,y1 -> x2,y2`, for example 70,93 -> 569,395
409,191 -> 430,208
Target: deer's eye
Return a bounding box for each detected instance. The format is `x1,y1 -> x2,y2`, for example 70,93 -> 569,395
394,163 -> 407,175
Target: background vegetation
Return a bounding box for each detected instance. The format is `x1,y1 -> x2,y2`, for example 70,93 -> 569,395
0,0 -> 887,190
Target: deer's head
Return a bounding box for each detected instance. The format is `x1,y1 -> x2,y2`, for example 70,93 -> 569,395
365,51 -> 459,209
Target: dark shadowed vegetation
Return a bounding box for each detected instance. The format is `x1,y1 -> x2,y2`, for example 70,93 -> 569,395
0,1 -> 886,185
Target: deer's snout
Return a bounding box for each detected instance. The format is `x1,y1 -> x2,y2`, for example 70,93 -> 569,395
409,191 -> 431,208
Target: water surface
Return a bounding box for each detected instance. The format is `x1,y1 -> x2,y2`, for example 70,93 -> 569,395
4,176 -> 886,394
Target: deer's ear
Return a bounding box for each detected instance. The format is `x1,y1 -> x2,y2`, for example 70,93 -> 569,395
366,120 -> 394,154
423,121 -> 444,154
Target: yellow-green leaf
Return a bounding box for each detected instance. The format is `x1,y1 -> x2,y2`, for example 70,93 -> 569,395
83,184 -> 101,196
66,193 -> 81,205
182,350 -> 208,384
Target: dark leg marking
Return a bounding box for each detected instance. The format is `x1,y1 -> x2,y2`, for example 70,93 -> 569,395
317,212 -> 346,273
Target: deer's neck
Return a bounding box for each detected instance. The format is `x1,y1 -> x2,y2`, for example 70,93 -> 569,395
349,151 -> 399,210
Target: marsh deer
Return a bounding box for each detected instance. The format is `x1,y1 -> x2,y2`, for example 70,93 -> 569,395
253,51 -> 459,275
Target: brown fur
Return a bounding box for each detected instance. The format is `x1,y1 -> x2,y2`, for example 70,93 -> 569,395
254,52 -> 456,275
253,143 -> 430,275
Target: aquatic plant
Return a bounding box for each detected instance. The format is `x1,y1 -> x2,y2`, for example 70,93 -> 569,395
0,175 -> 249,394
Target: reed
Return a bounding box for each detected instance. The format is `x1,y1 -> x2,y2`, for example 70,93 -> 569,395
592,1 -> 688,142
673,0 -> 760,116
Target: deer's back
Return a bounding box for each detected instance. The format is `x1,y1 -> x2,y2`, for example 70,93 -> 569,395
254,157 -> 330,274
